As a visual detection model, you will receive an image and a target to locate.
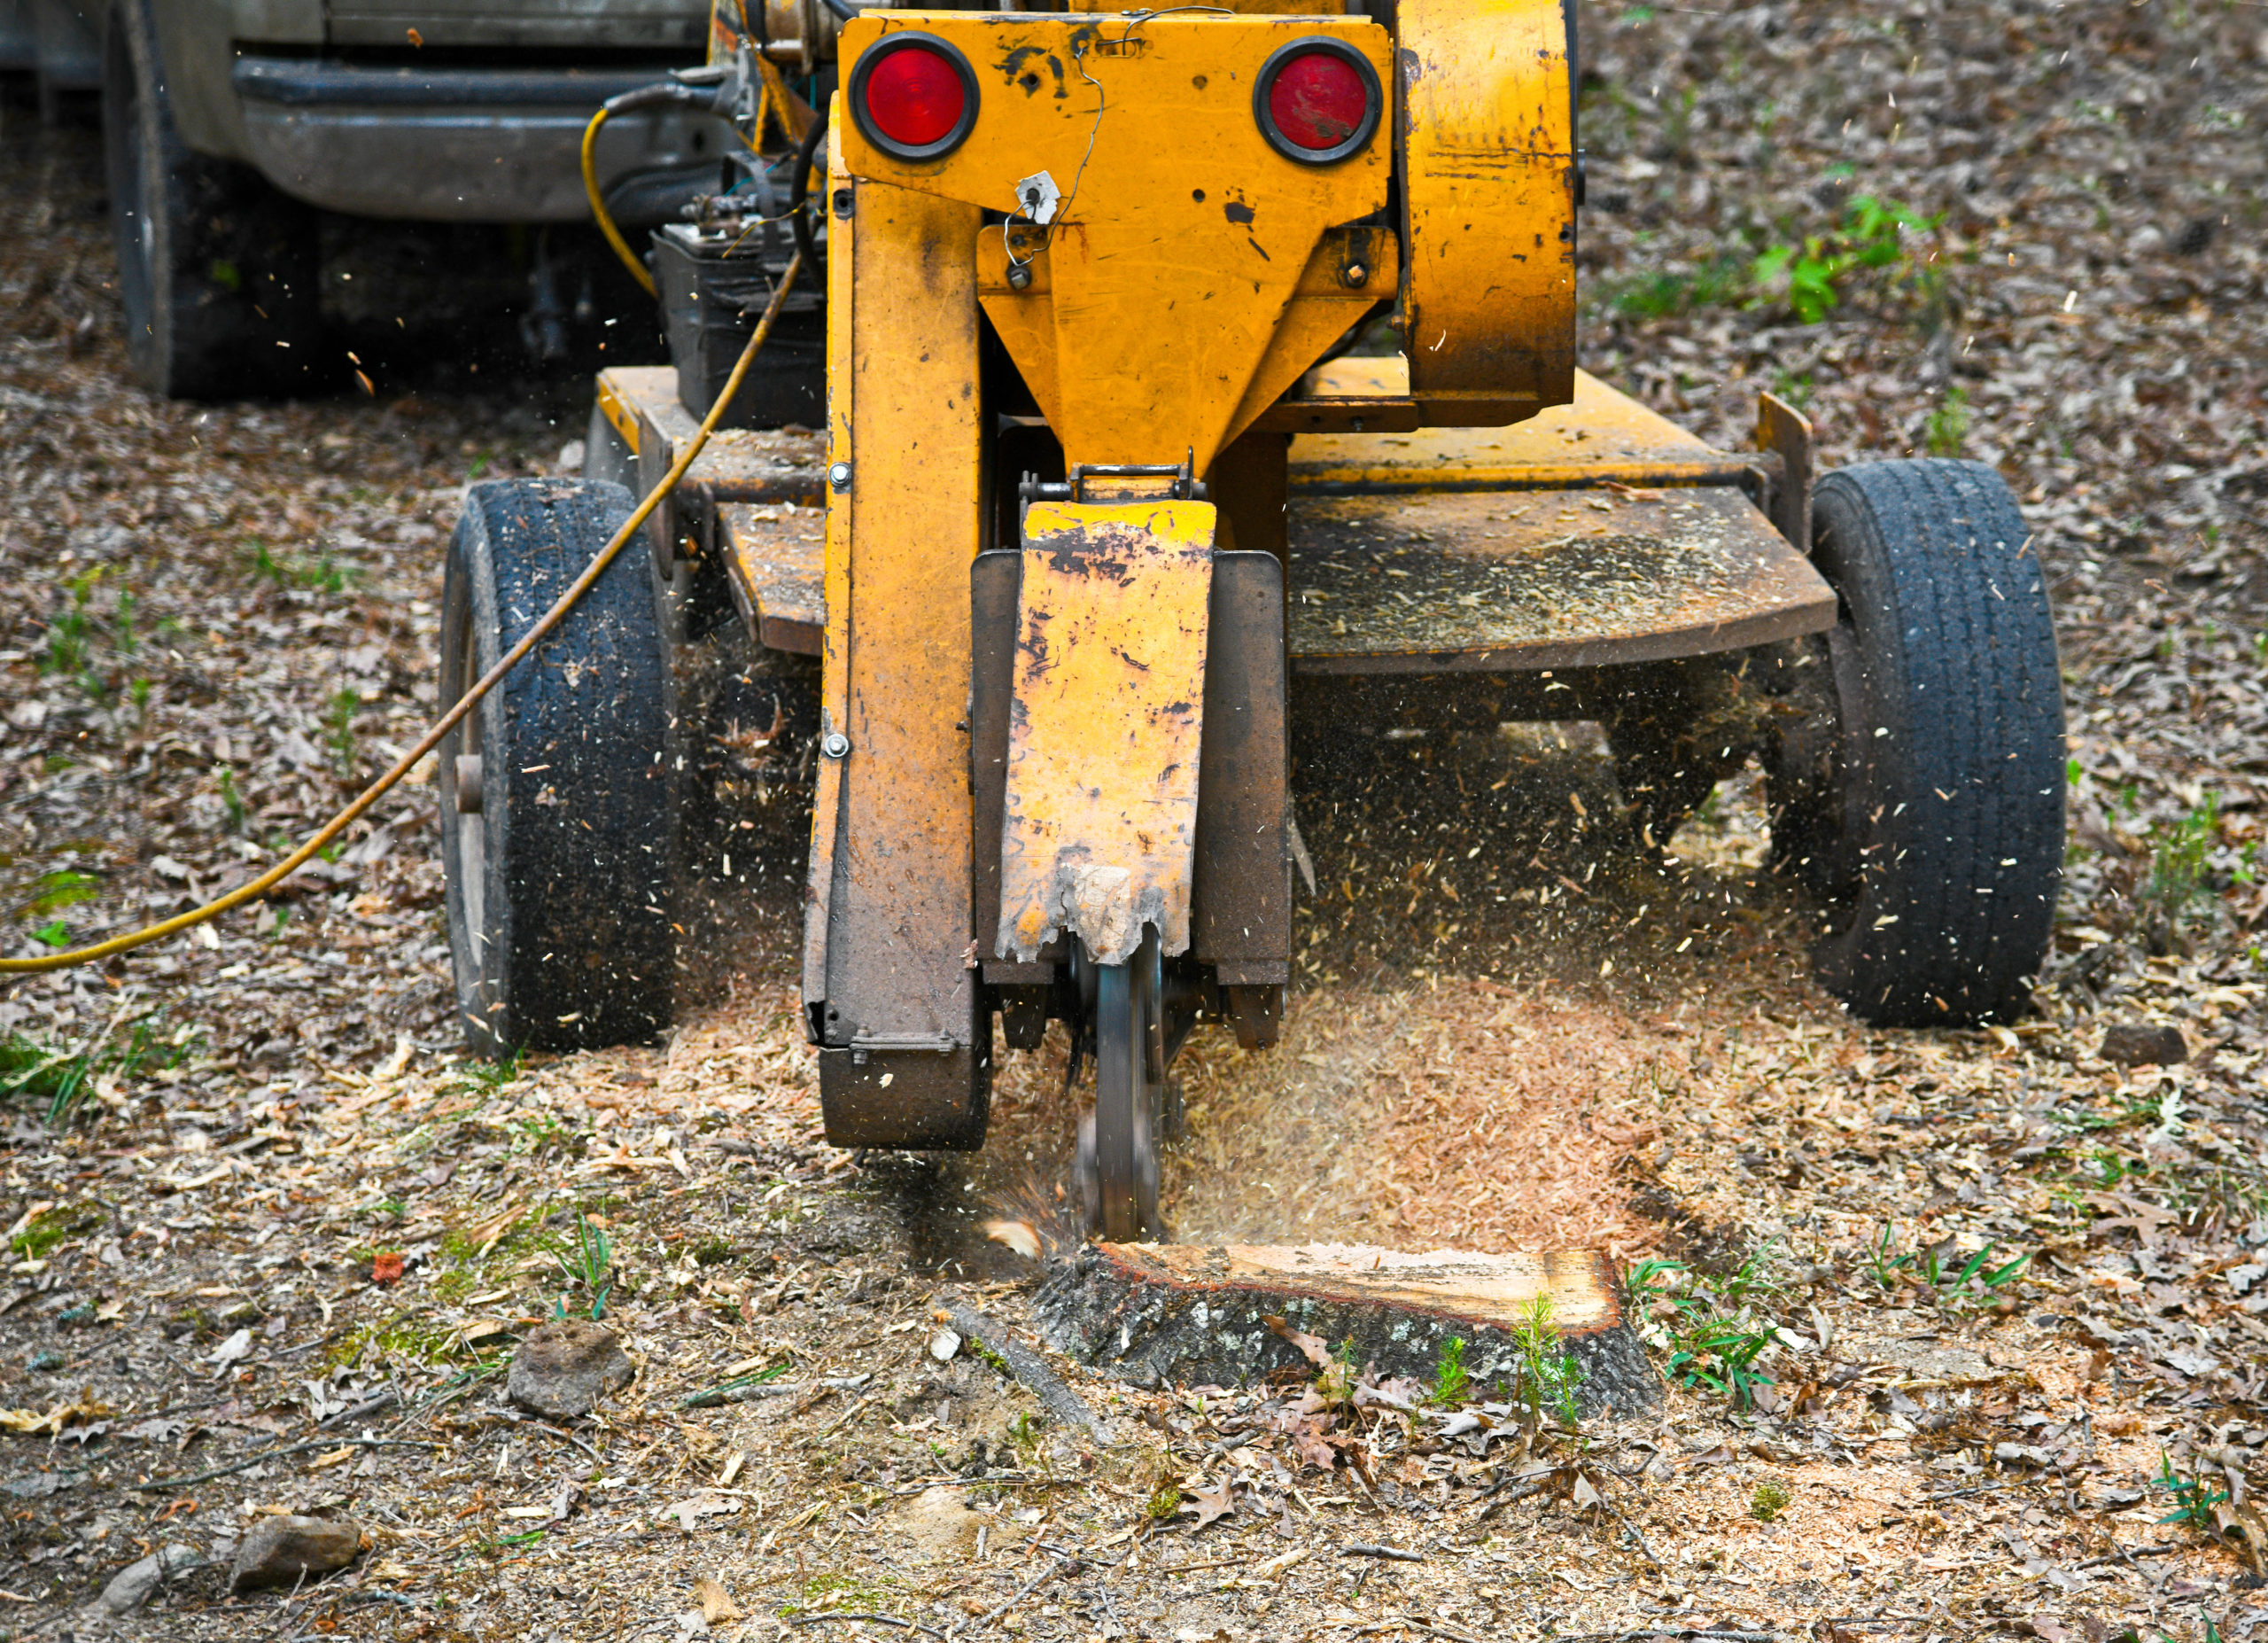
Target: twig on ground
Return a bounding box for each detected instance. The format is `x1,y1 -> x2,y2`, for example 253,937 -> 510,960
1340,1542 -> 1424,1562
1553,1632 -> 1778,1643
1340,1619 -> 1485,1643
949,1548 -> 1072,1639
318,1389 -> 400,1427
786,1617 -> 944,1638
122,1437 -> 443,1492
493,1411 -> 602,1461
942,1300 -> 1115,1448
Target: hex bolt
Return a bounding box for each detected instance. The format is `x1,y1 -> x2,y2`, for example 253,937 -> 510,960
1006,262 -> 1033,292
1340,261 -> 1368,289
821,732 -> 850,759
827,462 -> 853,493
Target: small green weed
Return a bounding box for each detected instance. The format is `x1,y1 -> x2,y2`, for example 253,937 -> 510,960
785,1573 -> 900,1616
1750,193 -> 1946,324
247,539 -> 356,595
215,766 -> 247,833
1750,1477 -> 1791,1522
1007,1410 -> 1049,1476
550,1212 -> 614,1319
1506,1295 -> 1584,1429
1144,1466 -> 1184,1521
15,868 -> 100,923
324,689 -> 362,778
1612,256 -> 1746,319
1864,1221 -> 2029,1309
2146,796 -> 2222,916
1431,1335 -> 1471,1407
9,1202 -> 104,1259
1925,385 -> 1970,456
2157,1450 -> 2232,1530
2,1013 -> 190,1127
1628,1248 -> 1782,1410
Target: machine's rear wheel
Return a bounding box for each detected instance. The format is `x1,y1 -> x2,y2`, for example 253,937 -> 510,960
103,0 -> 316,398
1767,460 -> 2064,1025
1076,930 -> 1163,1242
439,479 -> 677,1056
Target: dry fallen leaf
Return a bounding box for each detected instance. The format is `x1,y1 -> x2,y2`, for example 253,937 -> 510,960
1262,1314 -> 1331,1369
1187,1477 -> 1237,1530
693,1577 -> 743,1624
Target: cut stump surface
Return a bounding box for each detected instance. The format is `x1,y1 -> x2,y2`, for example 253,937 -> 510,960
1031,1242 -> 1656,1412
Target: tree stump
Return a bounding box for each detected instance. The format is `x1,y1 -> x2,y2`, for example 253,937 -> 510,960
1030,1242 -> 1657,1413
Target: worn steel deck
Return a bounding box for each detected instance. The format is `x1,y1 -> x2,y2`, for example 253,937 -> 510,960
601,362 -> 1835,675
1286,485 -> 1835,674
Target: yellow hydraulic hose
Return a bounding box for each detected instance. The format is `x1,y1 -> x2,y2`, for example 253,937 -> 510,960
1,250 -> 805,977
583,105 -> 657,297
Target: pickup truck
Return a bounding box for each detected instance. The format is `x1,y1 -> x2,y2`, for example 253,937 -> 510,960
8,0 -> 718,396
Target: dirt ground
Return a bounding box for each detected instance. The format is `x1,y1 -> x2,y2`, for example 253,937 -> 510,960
4,1 -> 2267,1638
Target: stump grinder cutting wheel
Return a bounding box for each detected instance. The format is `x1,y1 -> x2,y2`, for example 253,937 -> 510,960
439,0 -> 2065,1243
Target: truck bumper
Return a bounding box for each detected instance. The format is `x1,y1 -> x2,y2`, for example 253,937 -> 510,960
229,57 -> 721,223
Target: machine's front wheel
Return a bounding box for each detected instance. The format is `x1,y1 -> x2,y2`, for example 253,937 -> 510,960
1076,931 -> 1164,1242
1767,459 -> 2065,1026
439,479 -> 678,1056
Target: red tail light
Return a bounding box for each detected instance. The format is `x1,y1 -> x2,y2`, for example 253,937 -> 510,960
1254,40 -> 1381,165
851,34 -> 979,162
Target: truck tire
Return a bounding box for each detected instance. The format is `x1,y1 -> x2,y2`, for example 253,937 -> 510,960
102,0 -> 317,398
439,479 -> 677,1057
1769,460 -> 2064,1026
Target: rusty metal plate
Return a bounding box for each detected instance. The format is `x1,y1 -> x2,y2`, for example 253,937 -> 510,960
1285,363 -> 1756,493
1286,485 -> 1837,674
719,502 -> 824,655
996,501 -> 1216,968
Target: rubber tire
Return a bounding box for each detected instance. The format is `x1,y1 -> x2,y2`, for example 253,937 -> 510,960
1786,460 -> 2065,1027
102,0 -> 318,398
439,479 -> 677,1056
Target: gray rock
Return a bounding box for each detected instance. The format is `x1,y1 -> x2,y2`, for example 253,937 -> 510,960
2101,1020 -> 2186,1068
508,1319 -> 634,1417
229,1515 -> 361,1592
98,1545 -> 201,1613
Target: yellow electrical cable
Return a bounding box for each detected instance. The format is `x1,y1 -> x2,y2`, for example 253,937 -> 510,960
584,105 -> 658,296
2,250 -> 805,977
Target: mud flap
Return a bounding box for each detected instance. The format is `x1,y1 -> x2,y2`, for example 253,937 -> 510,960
995,501 -> 1218,967
818,1044 -> 990,1150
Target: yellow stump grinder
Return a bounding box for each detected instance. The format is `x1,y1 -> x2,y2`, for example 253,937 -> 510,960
437,0 -> 2065,1241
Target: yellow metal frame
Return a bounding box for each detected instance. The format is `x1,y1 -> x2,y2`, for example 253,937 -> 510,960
839,12 -> 1392,476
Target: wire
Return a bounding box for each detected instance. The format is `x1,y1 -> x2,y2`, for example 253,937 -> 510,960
581,81 -> 722,296
583,104 -> 656,296
1003,35 -> 1107,275
0,250 -> 807,977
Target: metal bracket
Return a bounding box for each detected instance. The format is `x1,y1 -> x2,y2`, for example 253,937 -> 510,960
1756,392 -> 1814,553
1019,453 -> 1209,510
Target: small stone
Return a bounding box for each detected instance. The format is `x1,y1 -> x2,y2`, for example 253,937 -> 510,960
229,1515 -> 362,1592
2100,1021 -> 2186,1068
98,1544 -> 201,1613
508,1319 -> 634,1417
